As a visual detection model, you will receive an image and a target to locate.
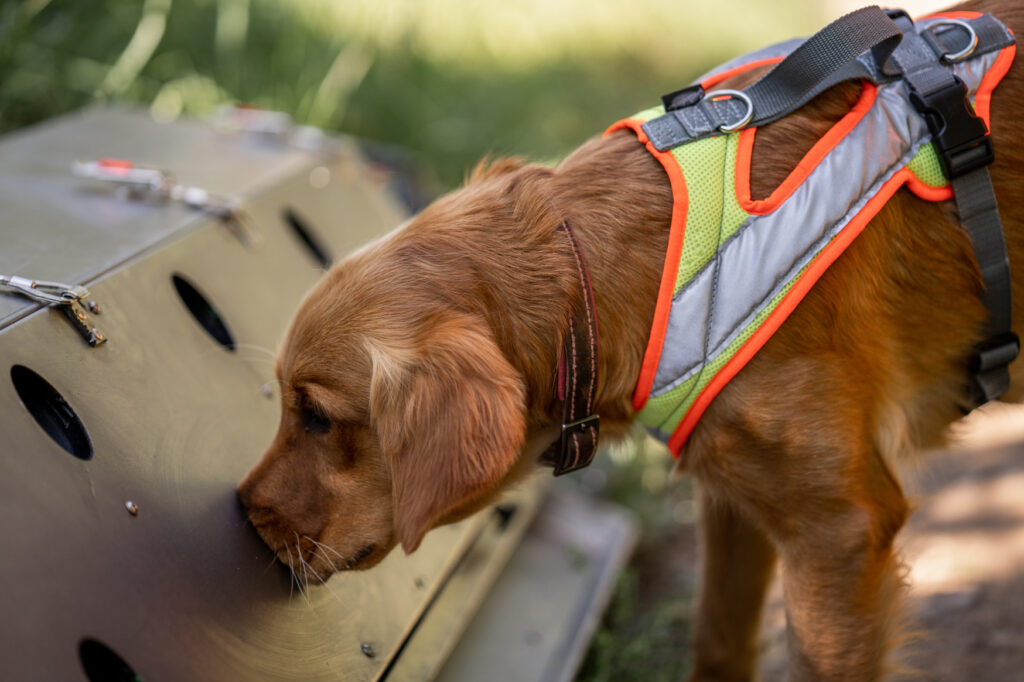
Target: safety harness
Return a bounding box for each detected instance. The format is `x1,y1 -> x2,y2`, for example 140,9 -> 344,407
542,7 -> 1018,472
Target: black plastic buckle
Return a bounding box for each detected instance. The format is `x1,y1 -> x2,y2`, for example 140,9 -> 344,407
553,414 -> 600,476
661,84 -> 705,112
909,75 -> 994,179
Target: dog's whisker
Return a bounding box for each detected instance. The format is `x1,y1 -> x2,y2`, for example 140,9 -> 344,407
294,533 -> 314,608
313,545 -> 336,573
307,536 -> 347,565
282,545 -> 296,602
304,556 -> 326,586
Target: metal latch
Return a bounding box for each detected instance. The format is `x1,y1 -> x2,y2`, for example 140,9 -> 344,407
71,159 -> 258,247
0,275 -> 106,347
214,104 -> 337,154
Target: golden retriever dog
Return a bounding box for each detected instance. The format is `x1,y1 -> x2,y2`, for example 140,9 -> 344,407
239,1 -> 1022,678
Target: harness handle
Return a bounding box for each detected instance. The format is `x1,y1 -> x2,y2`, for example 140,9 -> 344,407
739,6 -> 901,121
647,6 -> 903,151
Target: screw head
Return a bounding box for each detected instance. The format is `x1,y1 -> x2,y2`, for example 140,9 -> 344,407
125,501 -> 139,516
361,643 -> 375,658
87,300 -> 102,314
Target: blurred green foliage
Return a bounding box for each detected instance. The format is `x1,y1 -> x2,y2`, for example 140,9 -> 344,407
1,0 -> 828,188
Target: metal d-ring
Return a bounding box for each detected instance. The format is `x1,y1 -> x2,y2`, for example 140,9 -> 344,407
931,18 -> 978,63
708,89 -> 754,133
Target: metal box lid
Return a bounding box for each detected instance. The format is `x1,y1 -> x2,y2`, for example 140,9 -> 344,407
0,106 -> 545,681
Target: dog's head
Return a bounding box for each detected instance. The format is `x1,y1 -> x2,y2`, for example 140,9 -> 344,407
238,186 -> 538,576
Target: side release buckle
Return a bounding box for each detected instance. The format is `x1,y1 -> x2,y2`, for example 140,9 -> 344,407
908,75 -> 993,179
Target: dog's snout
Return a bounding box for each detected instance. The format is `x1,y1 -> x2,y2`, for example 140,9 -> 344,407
236,475 -> 258,511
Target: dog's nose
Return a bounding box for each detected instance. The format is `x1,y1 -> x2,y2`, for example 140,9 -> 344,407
237,474 -> 257,511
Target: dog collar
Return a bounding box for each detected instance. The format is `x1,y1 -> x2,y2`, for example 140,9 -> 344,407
538,220 -> 601,476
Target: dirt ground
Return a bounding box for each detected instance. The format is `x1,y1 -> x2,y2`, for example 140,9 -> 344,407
580,403 -> 1024,681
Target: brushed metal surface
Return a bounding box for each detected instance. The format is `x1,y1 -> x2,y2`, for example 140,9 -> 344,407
0,108 -> 542,681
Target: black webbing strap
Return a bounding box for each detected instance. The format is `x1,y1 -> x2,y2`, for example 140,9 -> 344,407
886,11 -> 1019,407
645,6 -> 903,151
643,10 -> 1014,153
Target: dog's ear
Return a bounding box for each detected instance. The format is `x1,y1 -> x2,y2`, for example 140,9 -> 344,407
370,316 -> 526,553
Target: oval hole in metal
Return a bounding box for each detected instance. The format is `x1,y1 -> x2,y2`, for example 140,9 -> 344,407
283,207 -> 333,269
171,274 -> 236,351
10,365 -> 93,460
79,638 -> 141,682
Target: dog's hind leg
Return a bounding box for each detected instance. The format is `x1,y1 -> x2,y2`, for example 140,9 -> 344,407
772,443 -> 910,682
688,492 -> 777,682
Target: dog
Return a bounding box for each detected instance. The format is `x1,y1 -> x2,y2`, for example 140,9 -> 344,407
238,1 -> 1023,678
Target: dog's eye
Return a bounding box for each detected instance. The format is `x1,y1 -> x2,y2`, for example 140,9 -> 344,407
302,406 -> 331,434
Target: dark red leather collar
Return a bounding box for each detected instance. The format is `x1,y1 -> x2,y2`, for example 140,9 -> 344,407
539,221 -> 600,476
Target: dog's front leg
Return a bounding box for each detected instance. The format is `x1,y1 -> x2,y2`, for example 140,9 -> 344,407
689,492 -> 776,682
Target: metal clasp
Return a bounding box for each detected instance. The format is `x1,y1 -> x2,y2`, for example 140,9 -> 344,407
72,159 -> 257,247
708,89 -> 755,133
929,19 -> 979,64
0,275 -> 107,347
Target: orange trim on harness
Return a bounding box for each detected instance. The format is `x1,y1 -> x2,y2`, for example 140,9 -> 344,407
665,166 -> 918,454
607,57 -> 780,411
605,117 -> 690,411
735,82 -> 878,214
664,36 -> 1016,452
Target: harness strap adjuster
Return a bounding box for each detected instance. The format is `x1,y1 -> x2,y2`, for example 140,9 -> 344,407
553,414 -> 600,477
908,75 -> 993,179
970,332 -> 1020,374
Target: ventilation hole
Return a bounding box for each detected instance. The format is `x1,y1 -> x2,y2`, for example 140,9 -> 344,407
171,274 -> 236,351
283,208 -> 333,269
79,638 -> 142,682
11,365 -> 93,460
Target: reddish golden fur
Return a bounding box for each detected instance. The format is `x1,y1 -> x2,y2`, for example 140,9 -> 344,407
239,1 -> 1023,678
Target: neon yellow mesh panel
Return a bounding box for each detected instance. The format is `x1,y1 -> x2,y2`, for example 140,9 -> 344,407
672,135 -> 750,293
905,142 -> 948,188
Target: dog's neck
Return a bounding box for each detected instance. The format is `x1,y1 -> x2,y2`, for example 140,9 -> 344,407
545,133 -> 672,436
472,132 -> 672,442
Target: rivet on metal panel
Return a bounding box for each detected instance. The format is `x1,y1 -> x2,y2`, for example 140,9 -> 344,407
86,300 -> 101,314
361,643 -> 375,658
493,503 -> 519,530
125,501 -> 139,517
260,383 -> 274,399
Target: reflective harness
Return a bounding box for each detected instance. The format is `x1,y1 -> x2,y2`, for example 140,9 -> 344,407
608,8 -> 1018,455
